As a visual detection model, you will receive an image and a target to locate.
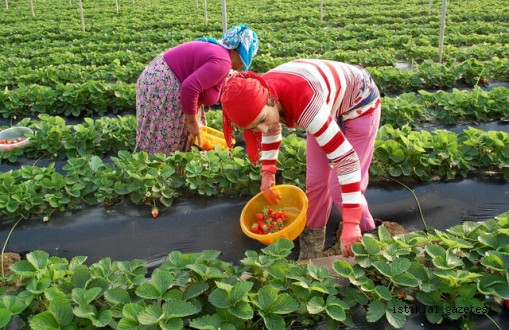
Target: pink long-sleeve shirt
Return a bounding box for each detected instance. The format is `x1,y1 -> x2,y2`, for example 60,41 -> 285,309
163,41 -> 232,115
262,59 -> 380,208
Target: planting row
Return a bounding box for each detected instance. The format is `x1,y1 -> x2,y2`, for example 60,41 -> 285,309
1,122 -> 508,221
2,215 -> 509,329
1,47 -> 508,90
1,59 -> 507,119
3,44 -> 508,89
2,0 -> 507,67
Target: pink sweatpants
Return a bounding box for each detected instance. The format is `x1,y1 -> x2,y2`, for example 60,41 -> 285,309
305,102 -> 381,231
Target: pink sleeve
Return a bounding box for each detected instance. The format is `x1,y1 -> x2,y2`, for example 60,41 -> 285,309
180,58 -> 231,115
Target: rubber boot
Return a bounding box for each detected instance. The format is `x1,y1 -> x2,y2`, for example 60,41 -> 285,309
298,227 -> 326,261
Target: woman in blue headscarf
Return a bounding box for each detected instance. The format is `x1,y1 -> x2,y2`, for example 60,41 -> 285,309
135,25 -> 259,155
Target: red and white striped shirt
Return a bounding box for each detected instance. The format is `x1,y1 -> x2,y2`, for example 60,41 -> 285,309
261,59 -> 380,207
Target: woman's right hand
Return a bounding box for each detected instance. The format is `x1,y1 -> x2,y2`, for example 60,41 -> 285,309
185,114 -> 201,148
185,113 -> 201,133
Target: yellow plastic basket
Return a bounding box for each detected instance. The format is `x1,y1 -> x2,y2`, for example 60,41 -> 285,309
194,126 -> 229,150
240,184 -> 308,245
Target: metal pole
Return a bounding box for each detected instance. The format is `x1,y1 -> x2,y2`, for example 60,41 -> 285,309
222,0 -> 227,33
438,0 -> 447,62
203,0 -> 208,23
30,0 -> 35,17
79,0 -> 86,32
320,0 -> 324,21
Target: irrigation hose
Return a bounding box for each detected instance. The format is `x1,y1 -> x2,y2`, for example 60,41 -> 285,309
388,177 -> 429,231
1,217 -> 22,278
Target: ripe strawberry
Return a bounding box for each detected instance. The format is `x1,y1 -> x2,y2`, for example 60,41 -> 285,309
0,139 -> 6,144
480,78 -> 488,85
505,300 -> 509,309
151,207 -> 159,218
255,213 -> 263,221
251,227 -> 262,234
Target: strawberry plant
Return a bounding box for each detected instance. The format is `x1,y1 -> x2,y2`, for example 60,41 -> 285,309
2,213 -> 508,329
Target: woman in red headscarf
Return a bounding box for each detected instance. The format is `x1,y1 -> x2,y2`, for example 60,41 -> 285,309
220,59 -> 381,259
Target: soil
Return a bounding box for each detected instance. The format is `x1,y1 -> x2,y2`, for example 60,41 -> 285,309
0,252 -> 21,290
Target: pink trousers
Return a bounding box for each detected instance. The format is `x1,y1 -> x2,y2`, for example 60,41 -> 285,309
305,102 -> 381,231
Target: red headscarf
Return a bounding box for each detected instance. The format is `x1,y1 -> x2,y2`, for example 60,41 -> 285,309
220,71 -> 277,164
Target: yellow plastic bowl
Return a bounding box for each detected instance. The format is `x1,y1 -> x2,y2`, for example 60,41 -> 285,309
194,126 -> 229,150
240,184 -> 308,245
0,127 -> 33,152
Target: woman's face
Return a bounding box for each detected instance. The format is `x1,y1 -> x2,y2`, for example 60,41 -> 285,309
230,50 -> 245,71
243,102 -> 280,134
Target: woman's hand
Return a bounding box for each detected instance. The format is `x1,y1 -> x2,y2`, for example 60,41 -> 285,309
185,113 -> 202,149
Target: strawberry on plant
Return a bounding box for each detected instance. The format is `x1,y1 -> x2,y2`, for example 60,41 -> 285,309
505,300 -> 509,309
151,207 -> 159,218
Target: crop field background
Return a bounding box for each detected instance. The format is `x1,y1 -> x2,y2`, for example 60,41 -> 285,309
2,1 -> 509,329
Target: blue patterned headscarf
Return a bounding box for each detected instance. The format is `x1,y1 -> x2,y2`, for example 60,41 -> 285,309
197,24 -> 259,70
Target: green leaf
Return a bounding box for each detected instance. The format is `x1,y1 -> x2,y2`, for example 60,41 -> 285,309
26,250 -> 49,270
391,258 -> 412,276
386,299 -> 408,328
270,294 -> 298,314
162,300 -> 201,318
373,285 -> 392,301
425,244 -> 446,259
208,288 -> 230,308
71,287 -> 102,305
73,304 -> 95,319
122,303 -> 144,321
71,267 -> 91,289
183,282 -> 209,300
10,260 -> 36,275
0,295 -> 27,314
332,260 -> 354,277
117,318 -> 142,330
307,296 -> 325,314
366,300 -> 385,322
160,318 -> 184,330
0,309 -> 11,329
325,302 -> 346,321
230,281 -> 253,303
228,301 -> 253,320
361,236 -> 380,255
392,273 -> 419,287
151,269 -> 174,293
261,238 -> 294,257
138,305 -> 163,325
261,312 -> 286,330
104,287 -> 131,305
372,261 -> 392,277
253,286 -> 278,311
91,309 -> 112,327
48,298 -> 73,326
377,225 -> 392,242
188,314 -> 223,329
135,283 -> 161,300
29,311 -> 59,330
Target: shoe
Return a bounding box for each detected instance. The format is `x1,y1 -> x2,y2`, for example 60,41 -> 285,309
298,227 -> 326,261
